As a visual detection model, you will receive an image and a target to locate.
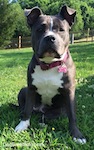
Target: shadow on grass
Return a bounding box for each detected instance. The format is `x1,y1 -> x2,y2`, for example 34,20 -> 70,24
0,104 -> 19,132
76,75 -> 94,142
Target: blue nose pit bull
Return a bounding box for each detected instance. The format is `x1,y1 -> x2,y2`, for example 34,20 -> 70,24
15,5 -> 86,144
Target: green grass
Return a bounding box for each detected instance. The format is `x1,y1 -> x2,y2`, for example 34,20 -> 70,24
0,42 -> 94,150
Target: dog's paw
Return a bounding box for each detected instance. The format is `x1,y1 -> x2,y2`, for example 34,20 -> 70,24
73,137 -> 86,144
15,120 -> 30,132
70,126 -> 86,144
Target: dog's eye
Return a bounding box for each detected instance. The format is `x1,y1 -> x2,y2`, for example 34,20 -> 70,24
37,24 -> 46,33
59,28 -> 64,32
37,27 -> 43,32
52,25 -> 58,32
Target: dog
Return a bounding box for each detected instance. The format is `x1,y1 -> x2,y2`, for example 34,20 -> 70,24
15,5 -> 86,144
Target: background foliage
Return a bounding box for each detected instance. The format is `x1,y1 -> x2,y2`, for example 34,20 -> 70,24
0,0 -> 94,48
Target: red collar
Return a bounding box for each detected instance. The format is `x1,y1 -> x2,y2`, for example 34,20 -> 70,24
38,51 -> 69,73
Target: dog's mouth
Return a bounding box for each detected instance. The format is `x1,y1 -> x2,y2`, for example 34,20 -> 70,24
39,51 -> 60,63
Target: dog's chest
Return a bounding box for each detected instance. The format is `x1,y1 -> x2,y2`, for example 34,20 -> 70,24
32,66 -> 63,105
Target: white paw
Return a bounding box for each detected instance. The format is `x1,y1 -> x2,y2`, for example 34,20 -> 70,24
15,120 -> 30,132
73,137 -> 86,144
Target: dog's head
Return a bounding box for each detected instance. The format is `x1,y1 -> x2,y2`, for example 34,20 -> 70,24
25,5 -> 76,63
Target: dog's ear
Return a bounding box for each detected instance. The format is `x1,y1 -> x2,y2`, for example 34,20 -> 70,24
59,5 -> 76,26
25,7 -> 42,27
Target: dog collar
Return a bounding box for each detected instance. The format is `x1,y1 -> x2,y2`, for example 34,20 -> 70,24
38,51 -> 69,73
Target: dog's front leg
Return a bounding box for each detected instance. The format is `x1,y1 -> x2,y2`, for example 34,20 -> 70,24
64,89 -> 86,144
15,87 -> 35,132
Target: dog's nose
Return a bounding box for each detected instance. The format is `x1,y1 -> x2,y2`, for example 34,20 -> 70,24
45,35 -> 55,43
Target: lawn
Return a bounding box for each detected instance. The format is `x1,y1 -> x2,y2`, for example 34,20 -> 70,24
0,42 -> 94,150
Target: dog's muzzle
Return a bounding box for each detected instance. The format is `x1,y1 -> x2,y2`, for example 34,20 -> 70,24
36,50 -> 69,73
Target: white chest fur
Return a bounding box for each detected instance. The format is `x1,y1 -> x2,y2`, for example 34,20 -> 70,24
32,66 -> 63,106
